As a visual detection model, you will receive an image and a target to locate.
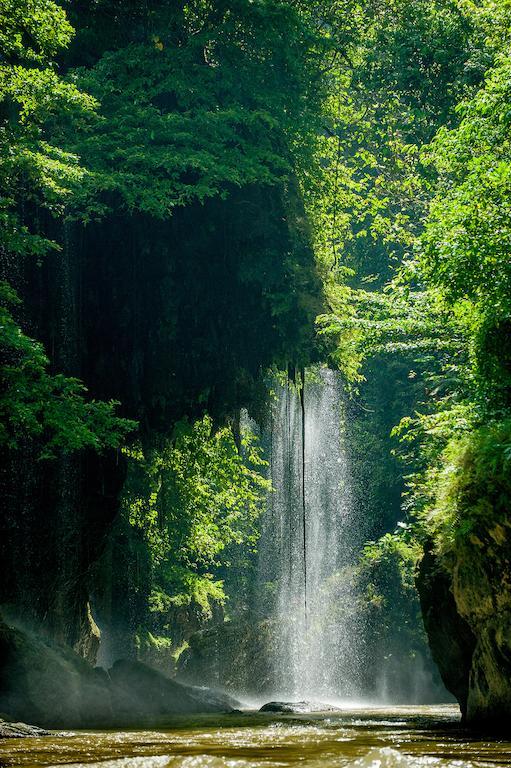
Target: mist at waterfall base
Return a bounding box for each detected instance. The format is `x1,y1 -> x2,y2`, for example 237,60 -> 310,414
244,368 -> 443,708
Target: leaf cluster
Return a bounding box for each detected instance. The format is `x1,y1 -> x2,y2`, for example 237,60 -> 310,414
0,282 -> 135,457
122,415 -> 270,613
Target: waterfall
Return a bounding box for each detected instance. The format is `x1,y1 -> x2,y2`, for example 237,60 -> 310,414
256,368 -> 363,702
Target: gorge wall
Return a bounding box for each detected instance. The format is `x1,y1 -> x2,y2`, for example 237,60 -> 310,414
2,0 -> 511,734
418,531 -> 511,729
0,189 -> 321,661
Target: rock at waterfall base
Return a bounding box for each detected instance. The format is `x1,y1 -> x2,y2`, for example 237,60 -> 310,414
109,659 -> 239,718
0,718 -> 50,739
0,621 -> 240,729
259,701 -> 339,713
178,618 -> 276,695
417,541 -> 511,731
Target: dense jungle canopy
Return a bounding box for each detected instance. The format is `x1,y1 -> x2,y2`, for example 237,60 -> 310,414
1,0 -> 511,733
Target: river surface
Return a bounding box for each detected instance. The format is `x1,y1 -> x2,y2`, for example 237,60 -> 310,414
1,706 -> 511,768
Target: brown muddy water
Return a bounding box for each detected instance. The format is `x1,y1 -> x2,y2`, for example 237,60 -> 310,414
1,705 -> 511,768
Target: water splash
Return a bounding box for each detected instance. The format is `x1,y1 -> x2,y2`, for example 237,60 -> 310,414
257,368 -> 363,701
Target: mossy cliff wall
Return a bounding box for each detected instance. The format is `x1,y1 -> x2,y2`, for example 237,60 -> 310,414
418,538 -> 511,730
416,425 -> 511,730
1,0 -> 325,674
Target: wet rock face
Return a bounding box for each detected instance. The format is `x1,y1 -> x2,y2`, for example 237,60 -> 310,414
0,619 -> 115,728
178,619 -> 276,695
73,603 -> 101,665
260,701 -> 308,713
109,659 -> 239,718
453,541 -> 511,729
417,541 -> 511,730
416,546 -> 476,720
0,448 -> 126,662
259,701 -> 339,714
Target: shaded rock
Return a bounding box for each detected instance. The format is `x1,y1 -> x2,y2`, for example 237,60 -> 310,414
417,538 -> 511,731
0,718 -> 50,739
451,546 -> 511,730
415,421 -> 511,732
0,618 -> 105,728
109,659 -> 239,718
0,621 -> 240,729
73,603 -> 101,666
178,618 -> 275,695
416,545 -> 476,721
259,701 -> 337,713
187,684 -> 241,712
260,701 -> 306,713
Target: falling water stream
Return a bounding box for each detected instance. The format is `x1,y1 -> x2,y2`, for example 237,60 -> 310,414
257,368 -> 363,701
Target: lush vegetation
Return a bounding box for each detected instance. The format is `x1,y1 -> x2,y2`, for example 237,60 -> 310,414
118,416 -> 269,657
0,282 -> 134,456
0,0 -> 131,455
315,0 -> 511,569
2,0 -> 511,705
0,0 -> 330,656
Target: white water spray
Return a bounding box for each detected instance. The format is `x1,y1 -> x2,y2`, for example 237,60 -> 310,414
257,368 -> 363,701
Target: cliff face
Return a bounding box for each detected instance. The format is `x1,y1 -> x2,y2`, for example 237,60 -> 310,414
416,547 -> 476,720
453,528 -> 511,728
0,0 -> 322,718
0,187 -> 321,668
417,534 -> 511,730
178,619 -> 276,696
416,420 -> 511,731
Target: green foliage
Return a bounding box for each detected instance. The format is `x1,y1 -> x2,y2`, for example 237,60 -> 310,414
421,53 -> 511,393
359,531 -> 421,616
0,1 -> 134,459
354,530 -> 432,675
0,282 -> 135,457
313,0 -> 511,505
385,45 -> 511,548
317,288 -> 457,363
123,416 -> 270,617
309,3 -> 511,675
419,419 -> 511,558
0,0 -> 96,258
133,628 -> 177,671
304,0 -> 491,386
134,629 -> 173,653
0,0 -> 334,651
8,0 -> 511,676
64,0 -> 352,220
0,0 -> 74,62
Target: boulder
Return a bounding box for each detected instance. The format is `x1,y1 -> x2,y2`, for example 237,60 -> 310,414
260,701 -> 307,713
259,701 -> 338,713
417,540 -> 511,730
109,659 -> 239,718
0,621 -> 240,729
0,618 -> 102,728
416,545 -> 476,721
0,718 -> 49,739
187,684 -> 241,712
178,618 -> 276,695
